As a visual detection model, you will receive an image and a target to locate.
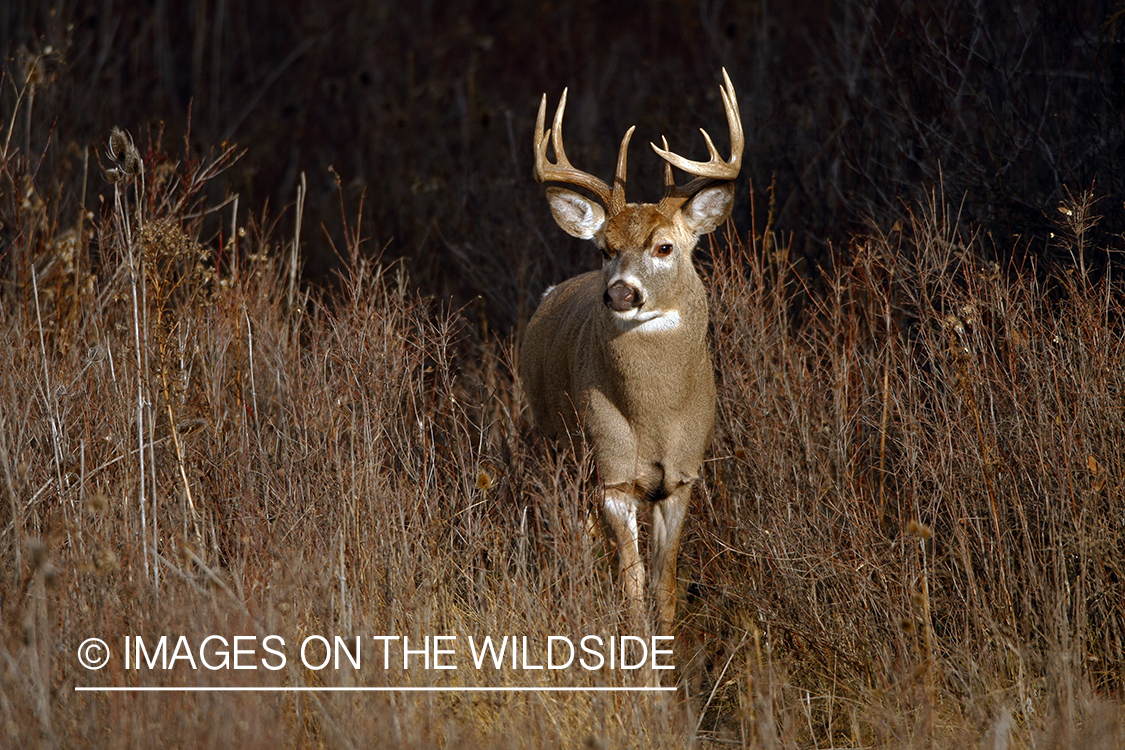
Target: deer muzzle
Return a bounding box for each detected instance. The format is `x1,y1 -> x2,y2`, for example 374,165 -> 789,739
604,280 -> 643,312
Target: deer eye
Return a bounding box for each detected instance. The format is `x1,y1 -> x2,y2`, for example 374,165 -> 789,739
600,246 -> 611,260
655,243 -> 674,257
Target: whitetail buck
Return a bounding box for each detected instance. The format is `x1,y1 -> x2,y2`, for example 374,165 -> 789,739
521,70 -> 742,634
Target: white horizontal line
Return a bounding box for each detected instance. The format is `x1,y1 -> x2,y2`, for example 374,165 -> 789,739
75,686 -> 675,693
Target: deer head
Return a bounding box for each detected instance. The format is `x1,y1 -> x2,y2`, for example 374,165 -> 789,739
533,69 -> 743,332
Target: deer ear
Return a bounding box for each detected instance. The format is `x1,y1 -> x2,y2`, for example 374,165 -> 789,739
546,187 -> 607,240
682,183 -> 734,236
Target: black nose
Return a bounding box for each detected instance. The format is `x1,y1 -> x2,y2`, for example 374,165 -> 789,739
604,281 -> 642,312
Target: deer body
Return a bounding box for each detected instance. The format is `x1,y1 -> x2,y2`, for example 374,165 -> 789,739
521,71 -> 742,634
522,264 -> 715,496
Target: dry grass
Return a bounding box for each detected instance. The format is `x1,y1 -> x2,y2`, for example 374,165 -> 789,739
1,118 -> 699,749
1,119 -> 1122,750
2,2 -> 1125,748
691,187 -> 1125,747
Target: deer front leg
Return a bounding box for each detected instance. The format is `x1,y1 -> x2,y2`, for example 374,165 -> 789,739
651,483 -> 691,635
602,487 -> 646,632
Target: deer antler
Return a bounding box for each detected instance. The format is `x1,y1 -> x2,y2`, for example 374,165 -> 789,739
652,68 -> 744,216
533,88 -> 633,216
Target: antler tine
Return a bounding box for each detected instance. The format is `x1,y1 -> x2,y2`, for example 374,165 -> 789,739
653,68 -> 744,215
533,89 -> 615,208
610,126 -> 635,215
661,136 -> 674,192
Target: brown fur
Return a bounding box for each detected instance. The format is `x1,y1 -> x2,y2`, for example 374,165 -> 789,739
523,71 -> 741,638
521,193 -> 727,635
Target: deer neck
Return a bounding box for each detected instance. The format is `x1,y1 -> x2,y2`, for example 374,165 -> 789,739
597,277 -> 709,378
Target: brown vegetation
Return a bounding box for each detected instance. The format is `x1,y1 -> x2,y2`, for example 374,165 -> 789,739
1,1 -> 1124,748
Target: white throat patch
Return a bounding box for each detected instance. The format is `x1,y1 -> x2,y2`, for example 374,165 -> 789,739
612,308 -> 682,333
